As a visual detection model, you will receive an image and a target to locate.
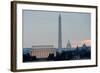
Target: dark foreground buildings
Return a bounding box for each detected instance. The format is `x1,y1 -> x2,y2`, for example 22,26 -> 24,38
23,44 -> 91,62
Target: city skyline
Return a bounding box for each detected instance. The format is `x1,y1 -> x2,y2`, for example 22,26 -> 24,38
22,10 -> 91,48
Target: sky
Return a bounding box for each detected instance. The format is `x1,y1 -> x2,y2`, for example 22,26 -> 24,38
22,10 -> 91,48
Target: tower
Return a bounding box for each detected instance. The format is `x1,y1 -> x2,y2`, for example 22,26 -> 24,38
58,14 -> 62,48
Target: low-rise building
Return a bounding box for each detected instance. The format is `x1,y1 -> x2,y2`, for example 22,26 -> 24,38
30,45 -> 56,58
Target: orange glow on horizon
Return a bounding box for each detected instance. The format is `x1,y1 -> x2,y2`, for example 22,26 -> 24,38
71,39 -> 91,48
82,39 -> 91,46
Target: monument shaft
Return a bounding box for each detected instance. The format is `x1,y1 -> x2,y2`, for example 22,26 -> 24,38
58,14 -> 62,48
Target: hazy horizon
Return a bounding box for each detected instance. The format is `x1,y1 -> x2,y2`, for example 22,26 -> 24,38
22,10 -> 91,48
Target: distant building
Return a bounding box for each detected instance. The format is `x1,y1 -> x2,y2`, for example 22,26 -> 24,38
82,44 -> 87,49
66,40 -> 71,49
30,45 -> 56,58
56,40 -> 74,53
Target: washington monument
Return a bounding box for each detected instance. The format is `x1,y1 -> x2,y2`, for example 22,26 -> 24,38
58,14 -> 62,48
